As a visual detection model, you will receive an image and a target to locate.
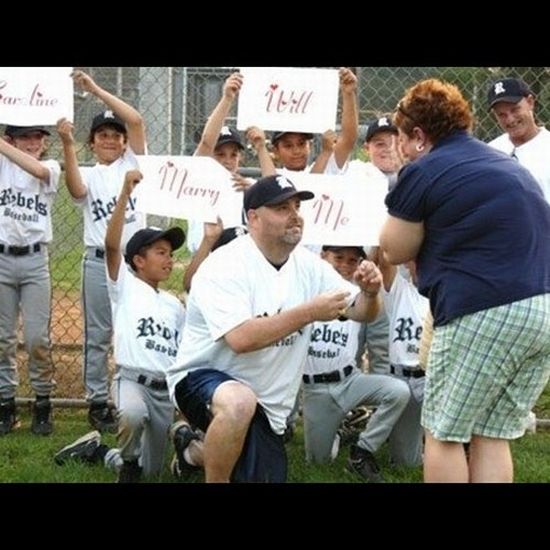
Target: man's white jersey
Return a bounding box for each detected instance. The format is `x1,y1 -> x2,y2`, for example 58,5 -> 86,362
107,262 -> 185,378
76,149 -> 146,249
0,157 -> 60,245
489,128 -> 550,203
304,317 -> 361,374
167,234 -> 359,434
383,273 -> 429,367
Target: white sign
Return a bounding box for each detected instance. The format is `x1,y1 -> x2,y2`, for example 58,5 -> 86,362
237,67 -> 339,134
133,155 -> 243,227
0,67 -> 73,125
283,171 -> 388,246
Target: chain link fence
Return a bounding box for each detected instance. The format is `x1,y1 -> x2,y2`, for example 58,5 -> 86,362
12,66 -> 550,401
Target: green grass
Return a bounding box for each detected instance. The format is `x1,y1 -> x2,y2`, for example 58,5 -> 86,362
2,400 -> 550,483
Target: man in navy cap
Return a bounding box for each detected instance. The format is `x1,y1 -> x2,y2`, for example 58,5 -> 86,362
488,77 -> 550,202
166,174 -> 384,482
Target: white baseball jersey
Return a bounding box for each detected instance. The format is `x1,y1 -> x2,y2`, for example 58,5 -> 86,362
346,159 -> 393,187
0,157 -> 60,245
107,261 -> 186,378
383,272 -> 429,367
167,234 -> 359,434
76,148 -> 146,249
304,317 -> 361,375
489,127 -> 550,203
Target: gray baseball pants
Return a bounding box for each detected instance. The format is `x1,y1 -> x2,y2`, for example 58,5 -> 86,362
82,247 -> 112,404
113,368 -> 175,476
302,370 -> 410,463
0,247 -> 55,399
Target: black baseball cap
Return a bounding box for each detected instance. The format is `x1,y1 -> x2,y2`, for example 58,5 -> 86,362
211,226 -> 248,252
322,245 -> 366,259
90,110 -> 127,134
271,131 -> 314,145
216,126 -> 244,150
4,125 -> 51,138
124,226 -> 186,269
487,78 -> 533,110
243,175 -> 314,211
364,116 -> 397,143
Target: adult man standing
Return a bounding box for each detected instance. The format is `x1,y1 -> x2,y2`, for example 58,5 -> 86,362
488,77 -> 550,202
166,175 -> 383,482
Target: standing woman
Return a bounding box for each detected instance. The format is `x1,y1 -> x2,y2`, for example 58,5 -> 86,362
380,79 -> 550,483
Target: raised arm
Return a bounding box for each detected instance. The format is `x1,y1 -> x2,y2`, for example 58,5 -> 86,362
332,68 -> 359,169
105,170 -> 143,281
310,130 -> 337,174
57,118 -> 87,199
72,70 -> 146,154
345,259 -> 383,322
195,72 -> 243,157
183,219 -> 223,292
0,136 -> 50,182
246,126 -> 276,176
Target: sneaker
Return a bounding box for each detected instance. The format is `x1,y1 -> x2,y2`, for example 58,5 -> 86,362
88,402 -> 118,433
118,460 -> 142,483
0,398 -> 19,436
54,431 -> 102,466
347,444 -> 384,483
170,421 -> 201,479
32,397 -> 53,435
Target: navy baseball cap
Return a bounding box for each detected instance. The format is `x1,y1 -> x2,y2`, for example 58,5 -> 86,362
90,110 -> 127,134
364,116 -> 397,143
271,131 -> 314,144
211,226 -> 248,252
487,78 -> 533,110
216,126 -> 244,150
322,245 -> 366,259
124,226 -> 185,269
4,125 -> 50,138
243,175 -> 314,211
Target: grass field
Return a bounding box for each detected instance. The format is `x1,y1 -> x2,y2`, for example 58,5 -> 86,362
2,387 -> 550,483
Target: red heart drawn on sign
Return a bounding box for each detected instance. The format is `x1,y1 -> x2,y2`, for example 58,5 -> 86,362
321,194 -> 330,200
270,83 -> 278,91
167,161 -> 174,168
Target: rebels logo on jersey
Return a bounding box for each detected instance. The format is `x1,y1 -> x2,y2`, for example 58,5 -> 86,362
0,188 -> 47,216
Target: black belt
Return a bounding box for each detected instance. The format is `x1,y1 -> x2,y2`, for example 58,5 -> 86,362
137,374 -> 168,391
390,365 -> 425,379
303,365 -> 354,384
0,243 -> 41,256
95,249 -> 105,259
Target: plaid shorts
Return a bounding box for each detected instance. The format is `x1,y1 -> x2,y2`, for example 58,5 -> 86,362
422,294 -> 550,442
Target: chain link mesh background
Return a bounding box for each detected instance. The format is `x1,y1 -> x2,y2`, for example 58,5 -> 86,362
13,66 -> 550,400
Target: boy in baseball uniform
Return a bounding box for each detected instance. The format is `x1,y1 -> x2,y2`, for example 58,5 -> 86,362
57,70 -> 147,433
104,170 -> 185,482
0,125 -> 60,436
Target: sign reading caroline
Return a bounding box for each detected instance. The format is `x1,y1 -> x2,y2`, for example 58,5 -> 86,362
0,67 -> 73,125
133,155 -> 243,227
284,171 -> 388,246
236,67 -> 339,134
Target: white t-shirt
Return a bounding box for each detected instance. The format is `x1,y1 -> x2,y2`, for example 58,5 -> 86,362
304,317 -> 361,375
489,127 -> 550,203
0,157 -> 60,245
166,234 -> 359,434
76,149 -> 146,249
383,272 -> 429,367
107,261 -> 186,378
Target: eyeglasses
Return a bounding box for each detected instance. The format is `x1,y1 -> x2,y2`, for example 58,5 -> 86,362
396,101 -> 419,126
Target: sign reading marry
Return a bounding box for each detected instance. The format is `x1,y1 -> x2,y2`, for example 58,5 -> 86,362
284,170 -> 388,246
133,156 -> 243,227
237,67 -> 339,134
0,67 -> 73,125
